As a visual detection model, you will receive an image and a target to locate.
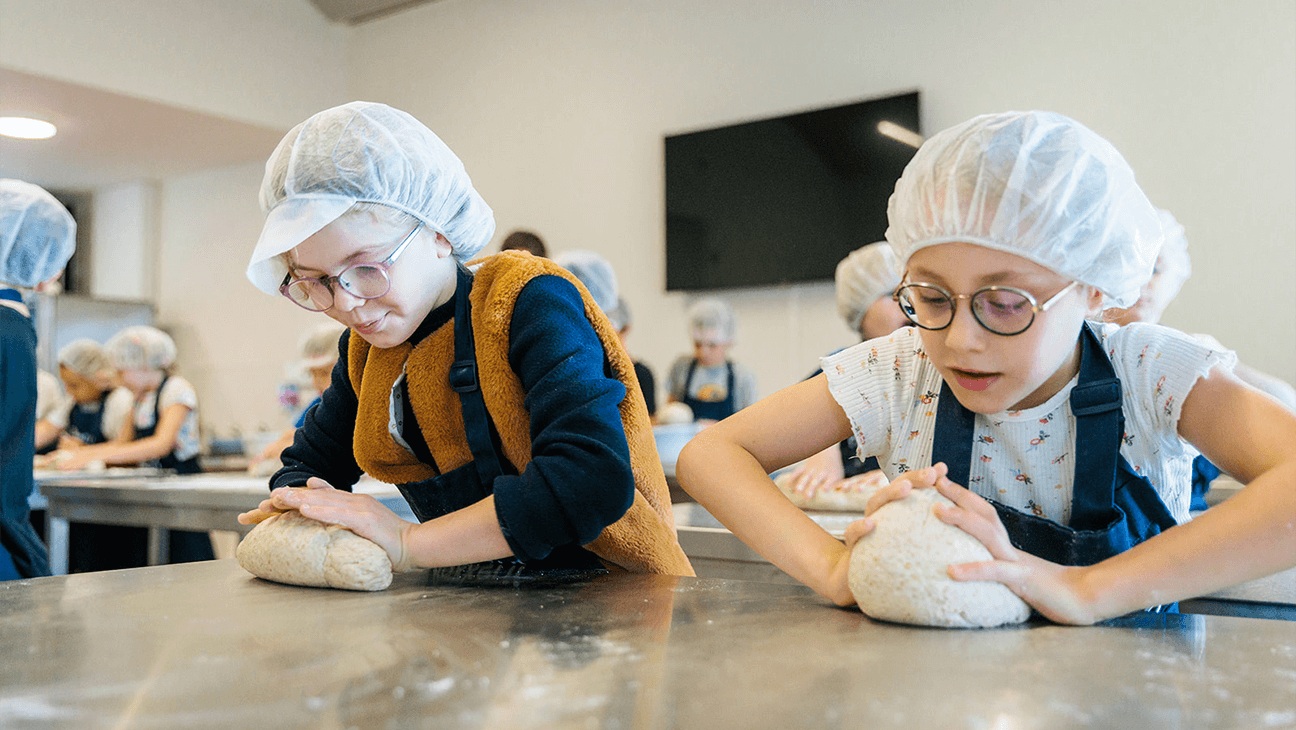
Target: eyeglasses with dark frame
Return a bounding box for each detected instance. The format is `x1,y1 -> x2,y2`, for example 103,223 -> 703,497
279,223 -> 423,312
892,279 -> 1080,336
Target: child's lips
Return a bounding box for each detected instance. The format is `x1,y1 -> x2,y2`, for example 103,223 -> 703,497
354,315 -> 385,335
950,367 -> 999,392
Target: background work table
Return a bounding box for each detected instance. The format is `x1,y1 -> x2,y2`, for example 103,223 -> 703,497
2,560 -> 1294,729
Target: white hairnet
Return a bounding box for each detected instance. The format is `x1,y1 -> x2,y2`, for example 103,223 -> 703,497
836,242 -> 902,332
1152,209 -> 1191,301
106,326 -> 177,371
886,111 -> 1161,309
299,323 -> 346,370
247,101 -> 496,295
553,249 -> 619,313
0,179 -> 76,288
58,339 -> 114,382
606,296 -> 631,331
688,298 -> 736,343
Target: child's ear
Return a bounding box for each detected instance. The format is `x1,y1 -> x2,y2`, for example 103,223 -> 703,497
433,232 -> 454,259
1084,285 -> 1105,317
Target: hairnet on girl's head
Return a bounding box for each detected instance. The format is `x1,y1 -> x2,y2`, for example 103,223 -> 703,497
688,298 -> 737,343
105,326 -> 177,372
58,339 -> 114,382
299,323 -> 346,369
836,242 -> 901,332
246,101 -> 496,295
886,111 -> 1161,308
0,179 -> 76,288
1152,209 -> 1191,302
553,249 -> 619,313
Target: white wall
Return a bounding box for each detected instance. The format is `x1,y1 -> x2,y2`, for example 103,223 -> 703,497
349,0 -> 1296,399
88,181 -> 159,301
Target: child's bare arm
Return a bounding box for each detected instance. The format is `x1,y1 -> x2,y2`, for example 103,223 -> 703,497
942,365 -> 1296,624
677,374 -> 862,604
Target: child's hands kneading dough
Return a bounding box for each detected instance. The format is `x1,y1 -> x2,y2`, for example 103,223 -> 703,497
238,477 -> 417,573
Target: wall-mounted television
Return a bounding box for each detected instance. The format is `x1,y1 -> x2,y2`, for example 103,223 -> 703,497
665,90 -> 920,291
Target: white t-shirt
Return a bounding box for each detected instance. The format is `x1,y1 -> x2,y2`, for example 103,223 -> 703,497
130,376 -> 201,462
822,323 -> 1236,526
48,386 -> 133,440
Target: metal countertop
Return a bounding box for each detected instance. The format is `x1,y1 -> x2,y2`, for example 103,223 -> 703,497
2,560 -> 1294,729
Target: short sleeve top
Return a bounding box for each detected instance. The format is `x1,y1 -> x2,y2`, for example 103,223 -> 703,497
822,323 -> 1236,525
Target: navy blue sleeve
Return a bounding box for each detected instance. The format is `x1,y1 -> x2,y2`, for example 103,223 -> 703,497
0,307 -> 51,578
271,331 -> 364,492
492,275 -> 635,561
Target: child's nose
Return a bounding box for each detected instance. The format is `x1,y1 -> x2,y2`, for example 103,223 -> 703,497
943,301 -> 987,352
331,287 -> 365,312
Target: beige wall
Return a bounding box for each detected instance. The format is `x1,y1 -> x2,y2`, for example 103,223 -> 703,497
4,0 -> 1294,438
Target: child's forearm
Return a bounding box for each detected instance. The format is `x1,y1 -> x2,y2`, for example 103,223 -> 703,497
404,496 -> 514,568
678,430 -> 855,605
1080,459 -> 1296,620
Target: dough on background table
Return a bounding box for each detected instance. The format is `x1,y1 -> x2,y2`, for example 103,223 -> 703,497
773,470 -> 887,512
236,510 -> 393,591
848,489 -> 1030,628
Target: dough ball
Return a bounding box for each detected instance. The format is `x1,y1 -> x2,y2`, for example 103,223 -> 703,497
847,489 -> 1030,628
236,510 -> 392,591
657,401 -> 695,425
774,471 -> 887,512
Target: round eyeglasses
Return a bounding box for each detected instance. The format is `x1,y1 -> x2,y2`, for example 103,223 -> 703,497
893,279 -> 1080,336
279,223 -> 423,312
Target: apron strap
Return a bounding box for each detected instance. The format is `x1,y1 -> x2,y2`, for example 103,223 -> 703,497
448,263 -> 506,488
1067,322 -> 1124,529
0,288 -> 23,303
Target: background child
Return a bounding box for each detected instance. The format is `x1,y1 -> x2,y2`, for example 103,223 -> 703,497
607,297 -> 657,420
666,297 -> 758,423
248,322 -> 346,474
34,369 -> 68,454
0,178 -> 76,580
678,111 -> 1296,624
47,339 -> 131,450
782,241 -> 906,497
237,102 -> 691,578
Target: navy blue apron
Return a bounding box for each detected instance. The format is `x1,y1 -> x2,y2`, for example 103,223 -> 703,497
134,375 -> 212,563
932,323 -> 1179,609
682,359 -> 736,421
65,389 -> 112,446
393,265 -> 605,582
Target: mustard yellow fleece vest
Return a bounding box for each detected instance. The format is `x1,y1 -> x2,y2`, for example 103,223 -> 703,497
347,251 -> 693,576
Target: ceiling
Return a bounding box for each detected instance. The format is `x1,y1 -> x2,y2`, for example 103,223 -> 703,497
0,67 -> 287,196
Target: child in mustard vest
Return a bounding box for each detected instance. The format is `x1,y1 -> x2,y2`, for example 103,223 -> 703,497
678,111 -> 1296,624
238,102 -> 691,578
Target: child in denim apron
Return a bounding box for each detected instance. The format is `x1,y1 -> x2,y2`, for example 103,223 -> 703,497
666,298 -> 758,423
0,178 -> 76,580
677,111 -> 1296,624
50,339 -> 129,451
237,102 -> 691,579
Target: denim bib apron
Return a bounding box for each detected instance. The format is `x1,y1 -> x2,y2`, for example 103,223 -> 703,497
65,389 -> 112,446
135,375 -> 212,563
931,323 -> 1179,610
393,266 -> 605,583
682,359 -> 736,421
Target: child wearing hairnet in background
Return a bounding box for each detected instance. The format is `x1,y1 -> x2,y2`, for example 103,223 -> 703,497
678,111 -> 1296,624
666,297 -> 758,423
0,179 -> 76,580
780,241 -> 908,501
237,102 -> 692,578
52,325 -> 214,569
43,339 -> 132,452
248,323 -> 347,475
552,250 -> 657,417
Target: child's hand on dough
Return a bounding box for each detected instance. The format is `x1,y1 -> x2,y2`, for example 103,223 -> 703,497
239,477 -> 418,572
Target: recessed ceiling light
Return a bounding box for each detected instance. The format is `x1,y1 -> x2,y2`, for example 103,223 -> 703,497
0,116 -> 58,140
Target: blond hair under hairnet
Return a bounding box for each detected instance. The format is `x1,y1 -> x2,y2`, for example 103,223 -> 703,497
0,179 -> 76,288
553,249 -> 619,313
106,326 -> 177,372
58,339 -> 115,383
836,242 -> 901,333
688,298 -> 737,343
886,111 -> 1161,309
246,101 -> 495,295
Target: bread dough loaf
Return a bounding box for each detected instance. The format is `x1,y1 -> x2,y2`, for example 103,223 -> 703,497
236,510 -> 393,591
773,471 -> 886,512
847,489 -> 1030,628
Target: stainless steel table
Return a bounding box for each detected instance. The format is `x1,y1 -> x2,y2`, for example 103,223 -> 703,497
37,473 -> 415,575
1,559 -> 1293,729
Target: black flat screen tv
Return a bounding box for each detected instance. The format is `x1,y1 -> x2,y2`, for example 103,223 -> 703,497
665,90 -> 920,291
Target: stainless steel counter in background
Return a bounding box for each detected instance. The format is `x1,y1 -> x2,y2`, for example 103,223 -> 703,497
2,559 -> 1294,729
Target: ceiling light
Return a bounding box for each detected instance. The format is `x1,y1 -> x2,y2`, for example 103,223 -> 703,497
877,120 -> 923,148
0,116 -> 58,140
